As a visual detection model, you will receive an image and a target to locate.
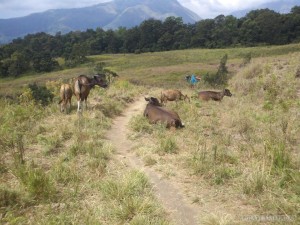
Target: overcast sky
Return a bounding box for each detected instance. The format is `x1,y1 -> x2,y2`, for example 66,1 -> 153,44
0,0 -> 281,19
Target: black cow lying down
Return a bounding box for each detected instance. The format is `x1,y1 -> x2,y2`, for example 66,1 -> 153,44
143,97 -> 184,128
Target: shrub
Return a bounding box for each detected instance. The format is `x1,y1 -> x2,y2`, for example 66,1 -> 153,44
27,83 -> 54,106
203,54 -> 229,87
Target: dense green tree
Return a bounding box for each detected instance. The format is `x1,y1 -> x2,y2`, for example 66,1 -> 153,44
212,15 -> 239,47
139,19 -> 162,52
64,43 -> 88,67
32,52 -> 59,72
191,19 -> 215,47
123,26 -> 140,53
0,51 -> 30,77
103,29 -> 122,53
159,17 -> 184,50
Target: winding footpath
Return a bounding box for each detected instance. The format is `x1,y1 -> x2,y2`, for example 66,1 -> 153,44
106,97 -> 200,225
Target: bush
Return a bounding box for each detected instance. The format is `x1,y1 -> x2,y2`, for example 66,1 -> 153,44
203,54 -> 229,87
27,83 -> 54,106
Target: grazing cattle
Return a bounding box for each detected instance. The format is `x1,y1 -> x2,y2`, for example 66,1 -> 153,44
198,89 -> 232,101
74,74 -> 108,112
58,84 -> 73,113
144,97 -> 184,128
161,89 -> 190,105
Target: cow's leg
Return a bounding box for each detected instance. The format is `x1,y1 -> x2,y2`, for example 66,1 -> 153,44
63,101 -> 66,113
66,99 -> 70,113
77,100 -> 81,112
85,98 -> 88,110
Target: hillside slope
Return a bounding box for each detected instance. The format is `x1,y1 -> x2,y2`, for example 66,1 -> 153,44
0,0 -> 200,43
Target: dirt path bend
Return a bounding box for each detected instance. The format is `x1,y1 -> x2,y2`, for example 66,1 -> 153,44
106,97 -> 200,225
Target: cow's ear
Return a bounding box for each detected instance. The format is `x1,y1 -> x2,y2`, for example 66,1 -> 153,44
145,97 -> 150,101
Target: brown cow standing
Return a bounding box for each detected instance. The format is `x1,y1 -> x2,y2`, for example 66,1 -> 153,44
161,89 -> 190,105
144,97 -> 184,128
198,89 -> 232,101
74,75 -> 108,112
58,83 -> 73,113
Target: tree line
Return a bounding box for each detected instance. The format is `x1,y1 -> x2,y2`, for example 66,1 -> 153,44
1,7 -> 300,78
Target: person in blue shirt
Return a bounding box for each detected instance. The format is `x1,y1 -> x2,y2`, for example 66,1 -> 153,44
189,74 -> 201,89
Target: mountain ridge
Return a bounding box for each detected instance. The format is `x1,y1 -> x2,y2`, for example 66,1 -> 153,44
230,0 -> 299,18
0,0 -> 200,44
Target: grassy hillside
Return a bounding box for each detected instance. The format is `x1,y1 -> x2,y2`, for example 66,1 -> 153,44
1,44 -> 300,224
129,52 -> 300,224
2,43 -> 300,97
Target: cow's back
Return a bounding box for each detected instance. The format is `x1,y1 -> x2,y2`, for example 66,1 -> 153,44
161,89 -> 182,102
198,91 -> 219,101
60,84 -> 72,100
144,104 -> 183,128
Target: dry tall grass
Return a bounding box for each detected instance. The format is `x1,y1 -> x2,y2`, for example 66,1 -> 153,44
129,53 -> 300,224
0,80 -> 170,224
1,46 -> 300,224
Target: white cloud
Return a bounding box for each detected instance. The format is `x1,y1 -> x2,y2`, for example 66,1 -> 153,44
178,0 -> 280,18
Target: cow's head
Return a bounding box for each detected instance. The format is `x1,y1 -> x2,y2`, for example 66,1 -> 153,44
224,89 -> 232,97
145,97 -> 162,106
94,74 -> 108,88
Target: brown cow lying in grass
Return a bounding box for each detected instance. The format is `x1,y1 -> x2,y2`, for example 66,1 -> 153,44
198,89 -> 232,101
161,89 -> 190,105
58,84 -> 73,113
144,97 -> 184,128
74,74 -> 108,113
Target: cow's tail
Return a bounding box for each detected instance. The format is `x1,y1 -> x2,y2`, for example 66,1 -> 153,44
64,85 -> 68,102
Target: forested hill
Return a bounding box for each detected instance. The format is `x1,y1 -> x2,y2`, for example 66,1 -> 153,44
0,0 -> 200,44
1,7 -> 300,78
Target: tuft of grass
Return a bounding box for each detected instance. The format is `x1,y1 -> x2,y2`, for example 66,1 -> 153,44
156,135 -> 178,155
14,163 -> 56,201
99,170 -> 168,224
129,115 -> 154,135
100,170 -> 149,201
213,167 -> 237,185
264,139 -> 291,172
0,187 -> 23,208
51,163 -> 80,185
242,167 -> 269,196
96,101 -> 122,118
144,155 -> 157,166
37,134 -> 63,155
87,142 -> 113,176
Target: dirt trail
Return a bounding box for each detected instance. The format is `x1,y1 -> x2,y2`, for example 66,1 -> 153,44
106,97 -> 200,225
